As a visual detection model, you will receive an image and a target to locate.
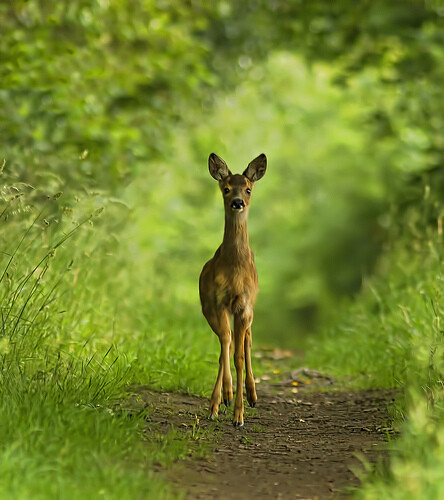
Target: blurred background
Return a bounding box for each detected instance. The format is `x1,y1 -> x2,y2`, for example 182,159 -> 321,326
3,3 -> 444,497
2,0 -> 443,347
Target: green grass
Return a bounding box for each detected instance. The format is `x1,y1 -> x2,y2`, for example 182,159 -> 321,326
0,392 -> 166,499
356,391 -> 444,499
0,179 -> 218,499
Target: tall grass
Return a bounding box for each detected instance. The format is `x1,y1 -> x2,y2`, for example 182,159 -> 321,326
307,238 -> 443,390
0,175 -> 216,498
307,195 -> 444,497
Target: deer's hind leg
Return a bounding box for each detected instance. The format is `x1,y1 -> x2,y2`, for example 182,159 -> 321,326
245,327 -> 257,408
206,309 -> 232,419
223,328 -> 234,407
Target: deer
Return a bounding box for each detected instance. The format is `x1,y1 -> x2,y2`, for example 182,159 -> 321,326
199,152 -> 267,427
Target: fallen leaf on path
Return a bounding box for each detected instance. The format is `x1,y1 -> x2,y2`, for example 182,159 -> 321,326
255,348 -> 294,360
269,349 -> 293,360
290,368 -> 335,381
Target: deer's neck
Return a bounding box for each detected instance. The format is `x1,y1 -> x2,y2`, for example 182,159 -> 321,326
220,212 -> 250,260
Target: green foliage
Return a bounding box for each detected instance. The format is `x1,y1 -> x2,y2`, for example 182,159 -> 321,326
209,0 -> 444,172
2,1 -> 444,497
209,0 -> 444,234
0,1 -> 215,190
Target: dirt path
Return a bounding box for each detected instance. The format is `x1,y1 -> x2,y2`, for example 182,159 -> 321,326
136,368 -> 396,500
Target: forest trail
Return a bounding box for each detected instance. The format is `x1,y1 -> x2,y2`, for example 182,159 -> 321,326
135,356 -> 396,500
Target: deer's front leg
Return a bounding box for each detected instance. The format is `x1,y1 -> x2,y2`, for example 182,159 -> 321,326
210,334 -> 231,418
208,311 -> 232,419
233,313 -> 250,427
209,352 -> 223,418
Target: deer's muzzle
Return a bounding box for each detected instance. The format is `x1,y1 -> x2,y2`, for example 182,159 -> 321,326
231,199 -> 245,211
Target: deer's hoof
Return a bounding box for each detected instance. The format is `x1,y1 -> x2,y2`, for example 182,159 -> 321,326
209,403 -> 219,420
232,420 -> 244,428
224,398 -> 232,407
249,401 -> 256,408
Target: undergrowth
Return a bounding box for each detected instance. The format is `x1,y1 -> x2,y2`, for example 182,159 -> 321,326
0,174 -> 215,498
307,197 -> 444,498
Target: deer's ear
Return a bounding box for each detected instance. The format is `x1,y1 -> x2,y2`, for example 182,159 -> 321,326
243,154 -> 267,182
209,153 -> 231,181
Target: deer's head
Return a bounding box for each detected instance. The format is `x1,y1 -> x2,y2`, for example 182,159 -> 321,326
208,153 -> 267,215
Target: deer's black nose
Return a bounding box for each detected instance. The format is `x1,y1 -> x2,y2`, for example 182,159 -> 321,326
231,198 -> 245,210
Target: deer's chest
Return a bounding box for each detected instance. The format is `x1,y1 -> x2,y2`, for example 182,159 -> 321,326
214,261 -> 258,313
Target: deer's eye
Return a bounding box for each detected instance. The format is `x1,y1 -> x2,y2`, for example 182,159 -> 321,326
224,187 -> 230,194
246,188 -> 251,195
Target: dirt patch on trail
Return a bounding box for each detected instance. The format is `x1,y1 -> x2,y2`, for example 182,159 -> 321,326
135,379 -> 397,500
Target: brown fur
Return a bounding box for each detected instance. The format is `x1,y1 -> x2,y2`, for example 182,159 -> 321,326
199,153 -> 267,427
